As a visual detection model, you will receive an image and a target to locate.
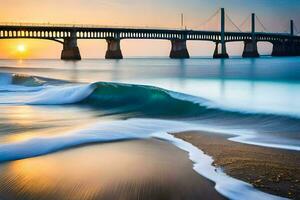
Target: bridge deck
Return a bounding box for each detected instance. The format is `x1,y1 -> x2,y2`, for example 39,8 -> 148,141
0,23 -> 299,59
0,23 -> 299,43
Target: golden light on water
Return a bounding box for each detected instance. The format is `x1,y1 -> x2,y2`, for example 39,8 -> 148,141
5,106 -> 36,126
0,105 -> 98,143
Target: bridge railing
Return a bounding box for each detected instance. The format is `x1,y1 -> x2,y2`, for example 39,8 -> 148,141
0,22 -> 186,31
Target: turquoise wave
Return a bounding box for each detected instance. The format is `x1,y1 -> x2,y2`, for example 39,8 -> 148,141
1,72 -> 300,131
81,82 -> 205,117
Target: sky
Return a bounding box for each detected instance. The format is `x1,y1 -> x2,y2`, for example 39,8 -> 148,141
0,0 -> 299,59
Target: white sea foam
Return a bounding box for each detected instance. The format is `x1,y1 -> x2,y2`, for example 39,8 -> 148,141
0,83 -> 96,105
27,84 -> 96,104
154,132 -> 288,200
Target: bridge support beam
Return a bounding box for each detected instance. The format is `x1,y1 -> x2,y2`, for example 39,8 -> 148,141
272,41 -> 286,56
242,40 -> 260,58
105,39 -> 123,59
61,37 -> 81,60
271,41 -> 298,57
286,41 -> 297,56
295,42 -> 300,56
169,39 -> 190,59
213,42 -> 229,59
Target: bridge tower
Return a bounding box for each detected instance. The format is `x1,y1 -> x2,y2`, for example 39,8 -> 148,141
213,8 -> 229,58
61,31 -> 81,60
169,14 -> 189,59
289,20 -> 299,56
242,13 -> 260,57
291,20 -> 294,36
291,20 -> 300,56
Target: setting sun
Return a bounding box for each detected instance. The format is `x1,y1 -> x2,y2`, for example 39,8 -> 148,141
17,44 -> 26,53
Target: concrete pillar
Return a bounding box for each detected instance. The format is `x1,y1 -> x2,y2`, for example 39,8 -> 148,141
61,32 -> 81,60
213,42 -> 229,58
169,39 -> 190,59
287,41 -> 297,56
291,20 -> 294,36
243,13 -> 259,58
105,39 -> 123,59
220,8 -> 226,56
214,8 -> 228,59
295,42 -> 300,56
251,13 -> 256,37
242,40 -> 260,58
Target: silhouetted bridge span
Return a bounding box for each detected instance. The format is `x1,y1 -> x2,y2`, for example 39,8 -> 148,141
0,8 -> 299,60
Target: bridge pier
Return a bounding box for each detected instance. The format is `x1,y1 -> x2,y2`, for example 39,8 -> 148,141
286,41 -> 297,56
61,37 -> 81,60
213,42 -> 229,59
295,42 -> 300,56
272,41 -> 286,56
169,39 -> 190,59
105,39 -> 123,59
271,41 -> 296,57
242,40 -> 260,58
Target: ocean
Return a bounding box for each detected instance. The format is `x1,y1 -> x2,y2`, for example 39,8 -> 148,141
0,57 -> 299,200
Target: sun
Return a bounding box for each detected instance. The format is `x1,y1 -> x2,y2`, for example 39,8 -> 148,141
17,45 -> 26,53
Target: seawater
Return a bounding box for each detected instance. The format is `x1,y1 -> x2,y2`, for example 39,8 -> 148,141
0,57 -> 299,200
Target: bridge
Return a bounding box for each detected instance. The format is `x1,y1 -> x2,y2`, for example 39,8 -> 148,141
0,8 -> 299,60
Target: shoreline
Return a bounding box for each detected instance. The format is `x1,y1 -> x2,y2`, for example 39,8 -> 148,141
173,131 -> 300,199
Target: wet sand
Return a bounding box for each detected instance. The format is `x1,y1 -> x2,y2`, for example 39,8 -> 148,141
173,131 -> 300,199
0,139 -> 225,200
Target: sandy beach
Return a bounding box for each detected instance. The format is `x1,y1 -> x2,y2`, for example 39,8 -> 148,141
173,131 -> 300,199
0,139 -> 225,200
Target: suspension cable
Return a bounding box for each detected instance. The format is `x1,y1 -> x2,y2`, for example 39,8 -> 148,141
199,8 -> 220,28
255,16 -> 268,32
239,14 -> 251,31
280,22 -> 290,33
294,25 -> 299,35
225,14 -> 242,32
